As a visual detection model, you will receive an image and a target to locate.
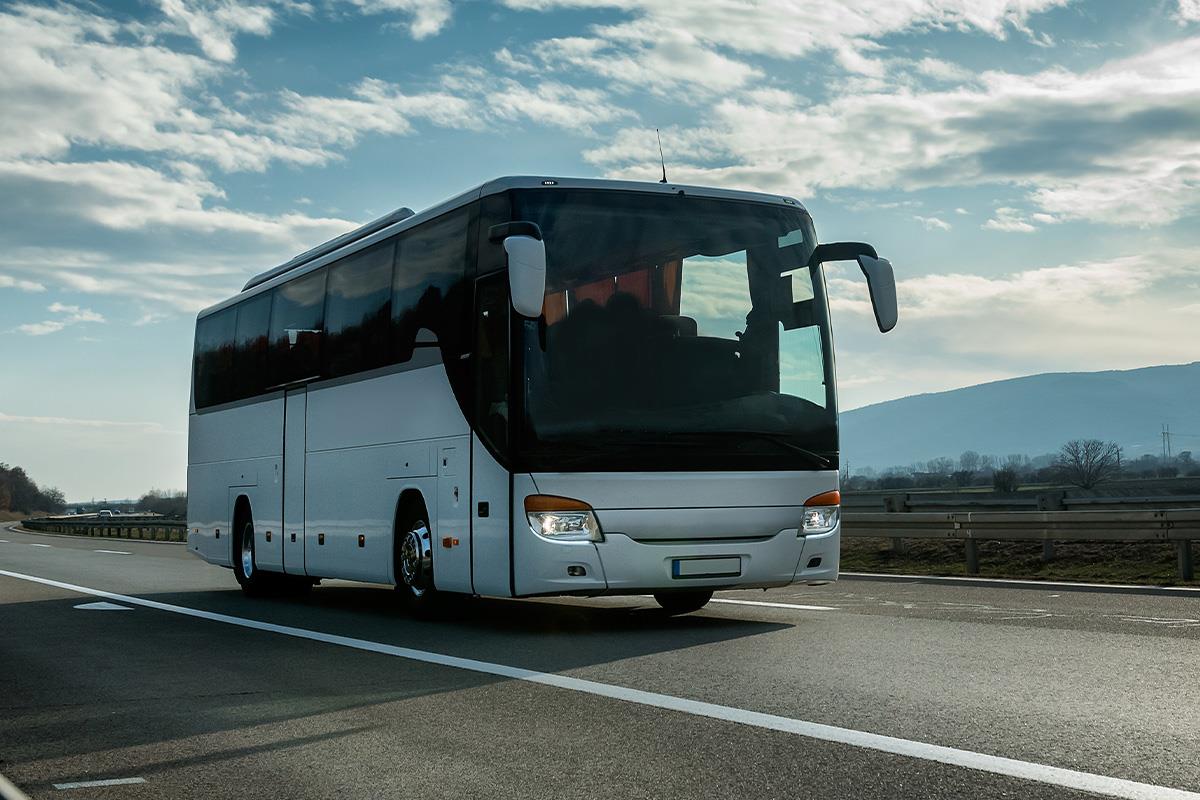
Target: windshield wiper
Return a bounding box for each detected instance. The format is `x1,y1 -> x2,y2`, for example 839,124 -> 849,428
720,431 -> 832,469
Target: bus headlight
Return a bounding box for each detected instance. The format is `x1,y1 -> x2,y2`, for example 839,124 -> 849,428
802,490 -> 841,535
525,495 -> 603,542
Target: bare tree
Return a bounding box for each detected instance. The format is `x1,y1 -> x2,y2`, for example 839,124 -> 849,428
1056,439 -> 1121,489
959,450 -> 980,473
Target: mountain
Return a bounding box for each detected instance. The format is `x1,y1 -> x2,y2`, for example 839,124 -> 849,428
839,362 -> 1200,469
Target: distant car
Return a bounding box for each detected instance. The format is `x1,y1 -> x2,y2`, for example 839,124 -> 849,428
98,510 -> 114,518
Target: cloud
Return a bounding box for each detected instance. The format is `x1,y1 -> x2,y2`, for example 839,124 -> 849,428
0,410 -> 172,433
982,207 -> 1038,232
1180,0 -> 1200,23
14,301 -> 106,336
0,158 -> 358,311
156,0 -> 278,62
0,274 -> 45,291
915,215 -> 952,231
350,0 -> 452,39
826,251 -> 1200,407
496,0 -> 1069,96
586,37 -> 1200,228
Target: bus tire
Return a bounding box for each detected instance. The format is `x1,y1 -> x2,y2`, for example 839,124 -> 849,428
233,510 -> 274,597
653,590 -> 713,615
394,503 -> 437,611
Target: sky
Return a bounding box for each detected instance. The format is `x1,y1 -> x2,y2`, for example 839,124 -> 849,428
1,0 -> 1199,500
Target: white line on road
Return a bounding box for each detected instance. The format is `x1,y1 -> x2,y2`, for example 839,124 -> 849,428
93,549 -> 132,555
710,598 -> 836,612
28,544 -> 51,548
54,777 -> 146,790
0,540 -> 8,543
0,568 -> 1194,800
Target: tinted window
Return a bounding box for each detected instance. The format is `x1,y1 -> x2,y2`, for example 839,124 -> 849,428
393,209 -> 469,362
324,242 -> 395,378
269,268 -> 326,387
194,307 -> 236,409
232,292 -> 272,399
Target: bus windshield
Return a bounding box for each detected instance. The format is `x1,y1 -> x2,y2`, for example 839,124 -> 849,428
512,189 -> 837,472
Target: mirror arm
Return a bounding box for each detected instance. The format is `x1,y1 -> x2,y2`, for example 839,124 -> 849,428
808,241 -> 878,267
489,221 -> 543,242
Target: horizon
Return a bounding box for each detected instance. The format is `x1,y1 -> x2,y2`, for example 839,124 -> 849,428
2,0 -> 1199,498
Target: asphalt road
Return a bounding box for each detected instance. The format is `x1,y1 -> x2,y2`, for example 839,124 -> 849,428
1,522 -> 1198,800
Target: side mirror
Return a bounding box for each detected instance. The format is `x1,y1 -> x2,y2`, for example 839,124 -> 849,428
857,255 -> 898,333
503,234 -> 547,318
809,241 -> 898,334
490,221 -> 547,317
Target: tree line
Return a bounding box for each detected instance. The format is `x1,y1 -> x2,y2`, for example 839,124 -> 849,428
845,441 -> 1198,492
0,463 -> 66,514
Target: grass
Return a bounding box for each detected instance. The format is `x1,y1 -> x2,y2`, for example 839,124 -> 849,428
841,537 -> 1199,587
0,510 -> 42,523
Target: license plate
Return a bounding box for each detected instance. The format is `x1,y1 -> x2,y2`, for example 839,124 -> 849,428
672,557 -> 741,579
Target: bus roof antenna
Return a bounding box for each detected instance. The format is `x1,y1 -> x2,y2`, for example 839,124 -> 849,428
656,128 -> 668,184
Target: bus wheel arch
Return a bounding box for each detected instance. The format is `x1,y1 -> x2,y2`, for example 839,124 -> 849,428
393,489 -> 436,606
232,495 -> 270,596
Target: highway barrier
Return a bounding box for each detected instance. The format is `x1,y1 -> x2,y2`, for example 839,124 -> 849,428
841,508 -> 1199,580
20,516 -> 186,543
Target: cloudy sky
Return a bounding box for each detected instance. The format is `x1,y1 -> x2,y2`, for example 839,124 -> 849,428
2,0 -> 1198,499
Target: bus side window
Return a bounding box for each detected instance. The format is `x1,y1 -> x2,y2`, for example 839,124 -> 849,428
324,241 -> 394,378
232,292 -> 271,400
194,306 -> 236,408
269,268 -> 326,387
393,209 -> 470,363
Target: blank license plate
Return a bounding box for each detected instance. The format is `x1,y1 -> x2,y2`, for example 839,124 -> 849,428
672,557 -> 742,578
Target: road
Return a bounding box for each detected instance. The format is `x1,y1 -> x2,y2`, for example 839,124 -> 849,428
1,522 -> 1198,800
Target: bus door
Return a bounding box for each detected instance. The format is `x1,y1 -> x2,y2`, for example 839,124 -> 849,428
282,388 -> 307,575
469,272 -> 513,597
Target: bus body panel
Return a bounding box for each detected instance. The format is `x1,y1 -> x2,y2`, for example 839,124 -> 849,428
512,470 -> 837,595
282,390 -> 307,575
301,367 -> 469,585
470,433 -> 514,597
512,473 -> 608,596
187,397 -> 284,569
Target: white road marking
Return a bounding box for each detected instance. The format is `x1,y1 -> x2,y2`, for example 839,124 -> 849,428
74,601 -> 134,611
54,777 -> 146,790
0,569 -> 1194,800
710,598 -> 836,612
28,543 -> 51,548
0,539 -> 8,543
94,549 -> 132,555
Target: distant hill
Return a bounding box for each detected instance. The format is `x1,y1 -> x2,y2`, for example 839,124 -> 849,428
839,362 -> 1200,469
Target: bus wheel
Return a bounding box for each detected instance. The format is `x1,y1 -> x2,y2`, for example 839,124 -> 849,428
233,517 -> 272,597
653,590 -> 713,615
395,513 -> 436,609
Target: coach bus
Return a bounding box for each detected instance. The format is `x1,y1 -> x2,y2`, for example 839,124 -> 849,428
187,176 -> 897,614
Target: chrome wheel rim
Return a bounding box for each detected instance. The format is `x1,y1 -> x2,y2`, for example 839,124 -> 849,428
241,524 -> 254,578
398,521 -> 431,597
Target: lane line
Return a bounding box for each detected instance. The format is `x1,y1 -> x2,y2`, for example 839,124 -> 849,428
710,598 -> 836,612
93,550 -> 132,556
0,569 -> 1194,800
54,777 -> 146,790
28,544 -> 51,549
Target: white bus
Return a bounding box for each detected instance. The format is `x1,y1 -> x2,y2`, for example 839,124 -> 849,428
187,176 -> 897,614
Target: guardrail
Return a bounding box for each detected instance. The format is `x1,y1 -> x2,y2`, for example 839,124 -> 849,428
21,517 -> 187,542
842,492 -> 1200,513
841,509 -> 1199,580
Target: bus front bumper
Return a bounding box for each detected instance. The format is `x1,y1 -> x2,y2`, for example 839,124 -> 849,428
592,526 -> 839,594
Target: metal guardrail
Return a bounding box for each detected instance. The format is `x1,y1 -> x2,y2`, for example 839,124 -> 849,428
841,509 -> 1199,580
21,517 -> 186,542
